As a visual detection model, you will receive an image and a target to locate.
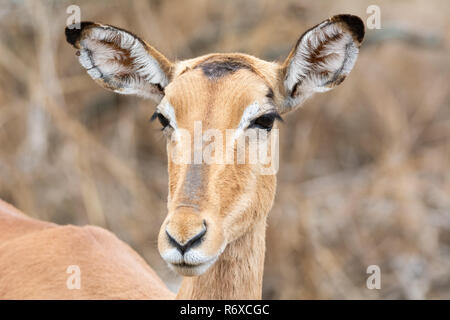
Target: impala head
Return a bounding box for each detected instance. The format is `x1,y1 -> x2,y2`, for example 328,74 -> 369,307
66,15 -> 364,276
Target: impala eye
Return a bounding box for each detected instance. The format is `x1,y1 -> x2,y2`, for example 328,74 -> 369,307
248,112 -> 282,131
150,112 -> 170,130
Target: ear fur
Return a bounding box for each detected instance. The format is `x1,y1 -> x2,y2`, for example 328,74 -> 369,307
65,22 -> 173,102
281,14 -> 364,113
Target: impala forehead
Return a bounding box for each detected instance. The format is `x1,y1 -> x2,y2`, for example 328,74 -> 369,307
157,65 -> 274,129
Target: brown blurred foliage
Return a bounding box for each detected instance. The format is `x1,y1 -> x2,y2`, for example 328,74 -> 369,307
0,0 -> 449,299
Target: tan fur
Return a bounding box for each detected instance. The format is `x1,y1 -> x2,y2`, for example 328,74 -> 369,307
0,199 -> 174,300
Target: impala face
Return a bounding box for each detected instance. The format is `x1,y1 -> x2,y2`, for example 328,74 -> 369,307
156,61 -> 280,275
66,15 -> 364,276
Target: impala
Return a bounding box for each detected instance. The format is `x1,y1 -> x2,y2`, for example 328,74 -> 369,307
0,14 -> 364,299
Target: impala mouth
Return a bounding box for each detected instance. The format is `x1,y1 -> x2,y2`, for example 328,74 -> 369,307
168,256 -> 218,276
172,262 -> 200,268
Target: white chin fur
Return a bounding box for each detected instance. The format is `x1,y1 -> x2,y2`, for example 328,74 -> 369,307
161,247 -> 223,276
168,256 -> 218,277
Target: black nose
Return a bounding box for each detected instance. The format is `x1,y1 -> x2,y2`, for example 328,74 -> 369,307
166,224 -> 207,255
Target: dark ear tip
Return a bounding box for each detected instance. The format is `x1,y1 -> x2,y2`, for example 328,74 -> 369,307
65,21 -> 95,48
332,14 -> 365,44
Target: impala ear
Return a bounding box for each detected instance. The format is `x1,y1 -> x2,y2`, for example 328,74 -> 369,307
65,22 -> 173,103
280,14 -> 364,113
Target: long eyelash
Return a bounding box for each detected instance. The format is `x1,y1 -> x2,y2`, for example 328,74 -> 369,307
149,111 -> 159,122
273,112 -> 284,123
149,111 -> 169,131
248,111 -> 284,132
264,112 -> 284,123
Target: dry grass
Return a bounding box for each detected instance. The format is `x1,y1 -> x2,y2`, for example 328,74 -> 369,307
0,0 -> 449,299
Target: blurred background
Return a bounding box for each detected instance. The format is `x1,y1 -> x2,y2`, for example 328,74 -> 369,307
0,0 -> 449,299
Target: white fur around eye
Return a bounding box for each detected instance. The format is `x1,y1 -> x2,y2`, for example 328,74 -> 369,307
157,100 -> 178,130
234,101 -> 276,140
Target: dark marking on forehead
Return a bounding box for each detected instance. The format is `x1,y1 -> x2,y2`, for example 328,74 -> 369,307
195,58 -> 254,80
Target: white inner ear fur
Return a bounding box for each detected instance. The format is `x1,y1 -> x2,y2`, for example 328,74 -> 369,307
77,25 -> 168,97
284,21 -> 359,105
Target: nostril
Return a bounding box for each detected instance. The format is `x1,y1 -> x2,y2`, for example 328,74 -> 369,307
166,222 -> 207,255
166,231 -> 182,252
186,225 -> 206,250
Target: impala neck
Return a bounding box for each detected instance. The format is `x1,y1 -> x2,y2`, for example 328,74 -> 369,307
176,217 -> 267,300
